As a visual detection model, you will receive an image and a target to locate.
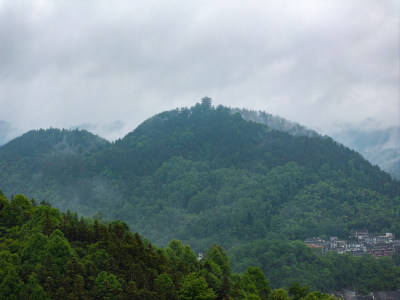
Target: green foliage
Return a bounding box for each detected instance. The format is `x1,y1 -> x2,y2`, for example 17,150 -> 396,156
270,288 -> 291,300
229,238 -> 400,292
0,267 -> 24,300
0,197 -> 311,300
95,271 -> 122,299
179,273 -> 216,300
166,239 -> 198,271
242,267 -> 271,299
11,194 -> 32,211
155,273 -> 177,299
289,282 -> 309,300
44,229 -> 72,273
21,273 -> 49,300
0,193 -> 10,211
29,205 -> 63,234
21,233 -> 48,264
204,244 -> 231,277
0,193 -> 11,228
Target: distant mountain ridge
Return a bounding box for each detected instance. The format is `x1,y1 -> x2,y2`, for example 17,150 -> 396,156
0,128 -> 108,160
230,108 -> 399,178
1,107 -> 398,178
230,108 -> 319,138
331,126 -> 400,179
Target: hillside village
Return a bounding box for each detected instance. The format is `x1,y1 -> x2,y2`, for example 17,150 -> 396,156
305,230 -> 400,258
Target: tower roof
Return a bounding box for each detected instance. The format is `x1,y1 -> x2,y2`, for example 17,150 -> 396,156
201,96 -> 212,109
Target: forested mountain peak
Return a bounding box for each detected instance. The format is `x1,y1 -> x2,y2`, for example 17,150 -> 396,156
0,102 -> 399,291
113,103 -> 395,191
0,128 -> 109,162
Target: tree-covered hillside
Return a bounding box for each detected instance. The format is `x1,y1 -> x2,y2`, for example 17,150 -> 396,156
0,102 -> 399,290
1,192 -> 398,298
0,128 -> 110,215
229,108 -> 318,138
230,108 -> 400,179
5,192 -> 327,299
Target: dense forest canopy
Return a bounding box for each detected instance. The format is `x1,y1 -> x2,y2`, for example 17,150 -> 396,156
0,192 -> 283,299
0,102 -> 399,291
1,192 -> 399,299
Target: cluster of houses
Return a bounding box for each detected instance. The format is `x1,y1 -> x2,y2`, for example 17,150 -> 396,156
304,230 -> 400,258
338,289 -> 400,300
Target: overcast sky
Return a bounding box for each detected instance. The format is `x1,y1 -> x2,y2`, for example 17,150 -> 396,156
0,0 -> 399,142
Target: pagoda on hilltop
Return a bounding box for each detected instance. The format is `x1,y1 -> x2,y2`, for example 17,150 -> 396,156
201,96 -> 212,109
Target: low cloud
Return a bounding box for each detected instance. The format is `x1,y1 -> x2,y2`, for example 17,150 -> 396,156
0,0 -> 398,142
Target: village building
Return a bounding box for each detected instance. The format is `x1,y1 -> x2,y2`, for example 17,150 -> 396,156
304,230 -> 400,258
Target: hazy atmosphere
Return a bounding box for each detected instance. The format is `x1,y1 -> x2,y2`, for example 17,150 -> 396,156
2,2 -> 400,296
0,0 -> 399,143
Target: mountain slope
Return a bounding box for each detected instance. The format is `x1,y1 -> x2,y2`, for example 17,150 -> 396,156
230,108 -> 319,138
0,128 -> 110,214
1,192 -> 285,300
2,192 -> 400,296
331,126 -> 400,178
0,104 -> 399,272
231,108 -> 400,178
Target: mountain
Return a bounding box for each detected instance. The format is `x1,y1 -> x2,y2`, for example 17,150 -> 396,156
0,128 -> 110,214
230,108 -> 400,179
230,108 -> 319,138
331,126 -> 400,179
0,102 -> 399,291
